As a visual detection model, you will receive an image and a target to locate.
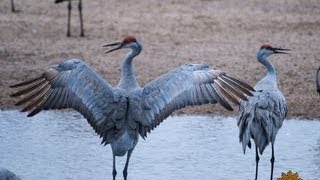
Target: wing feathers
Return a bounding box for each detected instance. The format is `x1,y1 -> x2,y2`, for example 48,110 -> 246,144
225,75 -> 255,92
11,59 -> 117,144
220,76 -> 253,97
21,86 -> 48,113
10,78 -> 46,97
15,83 -> 49,106
10,76 -> 44,88
211,84 -> 233,110
217,77 -> 247,101
140,64 -> 254,136
214,81 -> 240,105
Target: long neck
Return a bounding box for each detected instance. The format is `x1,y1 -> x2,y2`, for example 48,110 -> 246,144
118,49 -> 140,89
257,54 -> 277,85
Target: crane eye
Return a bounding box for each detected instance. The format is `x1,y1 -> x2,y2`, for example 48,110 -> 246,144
266,46 -> 273,51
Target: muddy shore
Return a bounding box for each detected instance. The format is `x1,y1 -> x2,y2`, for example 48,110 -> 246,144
0,0 -> 319,118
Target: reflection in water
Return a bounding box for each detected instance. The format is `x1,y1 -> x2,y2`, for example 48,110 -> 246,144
0,110 -> 319,180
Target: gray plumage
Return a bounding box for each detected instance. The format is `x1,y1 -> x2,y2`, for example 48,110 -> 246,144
11,36 -> 254,180
237,44 -> 289,180
0,167 -> 21,180
55,0 -> 84,37
317,67 -> 320,94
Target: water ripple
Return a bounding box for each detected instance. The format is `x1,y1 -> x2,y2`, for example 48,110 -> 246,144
0,110 -> 319,180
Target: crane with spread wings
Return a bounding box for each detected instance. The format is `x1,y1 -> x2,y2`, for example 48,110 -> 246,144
11,36 -> 254,180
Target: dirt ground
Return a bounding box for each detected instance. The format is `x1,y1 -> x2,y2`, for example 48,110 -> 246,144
0,0 -> 319,118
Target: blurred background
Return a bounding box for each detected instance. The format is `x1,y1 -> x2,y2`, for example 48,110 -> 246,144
0,0 -> 319,118
0,1 -> 319,180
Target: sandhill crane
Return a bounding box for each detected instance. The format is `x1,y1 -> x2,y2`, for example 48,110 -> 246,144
237,44 -> 289,180
317,67 -> 320,94
0,167 -> 21,180
55,0 -> 84,37
11,35 -> 254,180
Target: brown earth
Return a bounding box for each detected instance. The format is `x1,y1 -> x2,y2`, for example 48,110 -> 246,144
0,0 -> 319,118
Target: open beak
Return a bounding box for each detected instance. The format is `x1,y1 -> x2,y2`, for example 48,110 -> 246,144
273,47 -> 291,54
103,42 -> 123,54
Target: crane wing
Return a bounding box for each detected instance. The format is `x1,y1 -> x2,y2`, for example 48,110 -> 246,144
10,59 -> 121,145
140,63 -> 254,137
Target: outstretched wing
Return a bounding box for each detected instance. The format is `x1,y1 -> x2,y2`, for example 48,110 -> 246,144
10,59 -> 122,145
139,64 -> 254,137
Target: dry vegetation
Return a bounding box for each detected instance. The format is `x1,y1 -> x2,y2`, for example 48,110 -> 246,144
0,0 -> 319,118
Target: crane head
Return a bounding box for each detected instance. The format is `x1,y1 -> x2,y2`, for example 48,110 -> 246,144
103,35 -> 141,54
259,44 -> 290,56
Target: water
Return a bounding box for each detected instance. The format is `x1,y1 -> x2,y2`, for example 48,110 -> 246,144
0,110 -> 319,180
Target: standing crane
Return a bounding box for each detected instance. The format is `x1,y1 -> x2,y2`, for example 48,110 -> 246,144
11,35 -> 254,180
0,167 -> 21,180
237,44 -> 289,180
317,67 -> 320,94
55,0 -> 84,37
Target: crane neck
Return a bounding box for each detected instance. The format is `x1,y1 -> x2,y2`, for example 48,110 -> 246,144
118,46 -> 141,89
257,53 -> 277,85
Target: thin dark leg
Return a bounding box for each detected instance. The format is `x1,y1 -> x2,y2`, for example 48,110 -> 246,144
270,143 -> 275,180
78,0 -> 84,37
67,0 -> 71,37
11,0 -> 15,12
113,154 -> 117,180
255,145 -> 260,180
123,149 -> 133,180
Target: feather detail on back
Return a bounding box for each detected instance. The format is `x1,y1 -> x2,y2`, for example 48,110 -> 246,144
238,90 -> 287,154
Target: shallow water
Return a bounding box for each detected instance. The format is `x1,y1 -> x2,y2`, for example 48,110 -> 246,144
0,110 -> 319,180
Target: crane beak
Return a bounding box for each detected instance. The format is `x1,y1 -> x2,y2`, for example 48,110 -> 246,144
273,47 -> 291,54
103,42 -> 124,54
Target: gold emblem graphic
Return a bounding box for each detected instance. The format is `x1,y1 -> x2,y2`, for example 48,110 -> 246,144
277,170 -> 302,180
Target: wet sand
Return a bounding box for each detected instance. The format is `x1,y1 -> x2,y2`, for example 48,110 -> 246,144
0,0 -> 319,118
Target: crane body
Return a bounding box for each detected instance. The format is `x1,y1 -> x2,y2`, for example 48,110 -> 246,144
237,44 -> 289,180
0,167 -> 20,180
11,36 -> 254,180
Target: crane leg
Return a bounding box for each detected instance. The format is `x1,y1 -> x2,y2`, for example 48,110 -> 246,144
11,0 -> 15,12
67,0 -> 72,37
255,145 -> 260,180
78,0 -> 84,37
270,143 -> 275,180
123,149 -> 133,180
113,154 -> 117,180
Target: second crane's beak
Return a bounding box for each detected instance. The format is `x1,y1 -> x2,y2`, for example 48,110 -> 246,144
103,42 -> 124,54
273,47 -> 291,54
